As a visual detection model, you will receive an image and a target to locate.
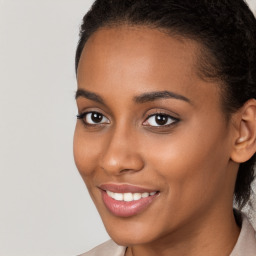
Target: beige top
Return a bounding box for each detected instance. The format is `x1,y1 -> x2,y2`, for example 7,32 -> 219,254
80,215 -> 256,256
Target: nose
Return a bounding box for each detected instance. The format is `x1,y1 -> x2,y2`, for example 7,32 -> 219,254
99,126 -> 144,175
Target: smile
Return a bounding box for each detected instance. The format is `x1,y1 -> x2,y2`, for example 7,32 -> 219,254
106,190 -> 157,202
100,184 -> 159,217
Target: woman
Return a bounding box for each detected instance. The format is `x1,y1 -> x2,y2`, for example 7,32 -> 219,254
73,0 -> 256,255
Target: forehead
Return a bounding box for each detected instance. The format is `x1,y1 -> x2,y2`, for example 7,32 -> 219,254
77,25 -> 220,107
78,25 -> 198,81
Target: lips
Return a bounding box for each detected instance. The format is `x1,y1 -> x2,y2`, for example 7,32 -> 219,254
99,184 -> 159,217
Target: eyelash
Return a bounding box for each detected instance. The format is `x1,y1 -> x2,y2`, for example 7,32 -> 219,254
77,111 -> 110,127
76,111 -> 179,129
143,112 -> 179,128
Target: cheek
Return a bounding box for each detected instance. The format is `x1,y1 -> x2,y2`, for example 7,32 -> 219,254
143,137 -> 208,201
73,123 -> 101,179
142,121 -> 230,210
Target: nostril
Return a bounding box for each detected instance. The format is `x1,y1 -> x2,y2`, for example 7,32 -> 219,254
120,168 -> 134,173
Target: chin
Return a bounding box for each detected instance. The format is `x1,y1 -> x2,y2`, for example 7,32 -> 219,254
101,215 -> 165,247
109,231 -> 156,247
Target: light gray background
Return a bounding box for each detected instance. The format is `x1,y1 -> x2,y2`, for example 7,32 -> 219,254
0,1 -> 255,255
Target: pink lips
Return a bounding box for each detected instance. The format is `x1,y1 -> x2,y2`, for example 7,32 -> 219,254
99,184 -> 159,217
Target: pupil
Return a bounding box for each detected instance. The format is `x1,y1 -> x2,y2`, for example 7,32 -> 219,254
92,113 -> 103,123
155,114 -> 167,125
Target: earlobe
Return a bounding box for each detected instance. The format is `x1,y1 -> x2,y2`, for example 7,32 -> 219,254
231,99 -> 256,163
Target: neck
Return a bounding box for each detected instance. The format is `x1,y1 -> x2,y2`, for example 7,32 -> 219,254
126,207 -> 240,256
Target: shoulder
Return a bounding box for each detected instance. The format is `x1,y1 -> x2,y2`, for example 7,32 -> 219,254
78,239 -> 126,256
230,213 -> 256,256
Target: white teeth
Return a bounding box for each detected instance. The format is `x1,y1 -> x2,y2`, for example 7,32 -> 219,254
106,190 -> 157,201
133,193 -> 142,201
107,190 -> 114,197
141,192 -> 149,198
113,193 -> 123,201
123,193 -> 133,202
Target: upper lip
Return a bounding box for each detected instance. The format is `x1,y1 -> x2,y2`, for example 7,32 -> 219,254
99,183 -> 158,193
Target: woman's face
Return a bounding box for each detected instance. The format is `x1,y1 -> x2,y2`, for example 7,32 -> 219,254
74,26 -> 237,245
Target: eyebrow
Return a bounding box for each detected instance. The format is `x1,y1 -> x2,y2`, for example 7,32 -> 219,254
75,89 -> 191,105
134,90 -> 191,104
75,89 -> 105,105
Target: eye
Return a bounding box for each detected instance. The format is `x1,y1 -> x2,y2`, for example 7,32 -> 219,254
77,111 -> 110,125
144,113 -> 178,127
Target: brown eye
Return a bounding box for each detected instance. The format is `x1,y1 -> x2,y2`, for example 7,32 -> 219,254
155,114 -> 169,125
144,113 -> 178,127
90,112 -> 103,123
77,111 -> 110,125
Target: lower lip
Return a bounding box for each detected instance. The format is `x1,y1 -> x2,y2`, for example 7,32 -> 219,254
101,190 -> 158,217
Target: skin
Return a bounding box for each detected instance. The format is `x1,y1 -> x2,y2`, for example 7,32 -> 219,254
74,26 -> 246,256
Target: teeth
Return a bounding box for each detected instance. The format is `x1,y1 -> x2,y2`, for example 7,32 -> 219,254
133,193 -> 142,201
106,190 -> 114,197
123,193 -> 133,202
141,192 -> 149,198
113,193 -> 123,201
106,190 -> 157,201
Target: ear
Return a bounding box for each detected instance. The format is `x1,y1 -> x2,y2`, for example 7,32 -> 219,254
230,99 -> 256,163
